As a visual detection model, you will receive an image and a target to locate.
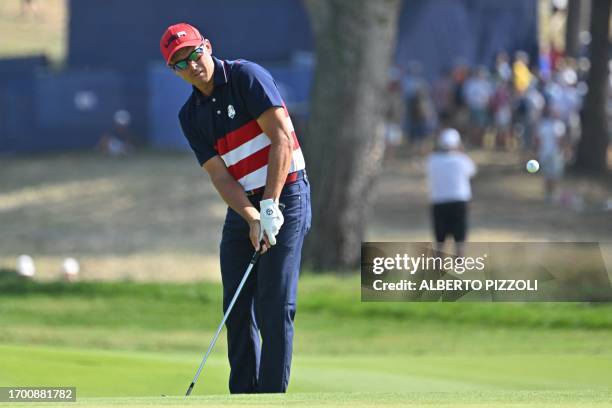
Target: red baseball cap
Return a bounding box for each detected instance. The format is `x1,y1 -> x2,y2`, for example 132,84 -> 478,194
160,23 -> 203,65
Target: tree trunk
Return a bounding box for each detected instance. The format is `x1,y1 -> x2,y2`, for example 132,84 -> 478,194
302,0 -> 402,270
564,0 -> 582,58
574,0 -> 611,173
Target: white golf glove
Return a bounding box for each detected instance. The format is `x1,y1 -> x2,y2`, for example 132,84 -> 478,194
259,198 -> 284,246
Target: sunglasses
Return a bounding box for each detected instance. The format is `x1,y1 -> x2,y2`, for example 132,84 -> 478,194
169,45 -> 204,71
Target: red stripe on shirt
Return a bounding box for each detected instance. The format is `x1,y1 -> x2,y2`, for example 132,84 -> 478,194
227,145 -> 271,180
226,134 -> 301,181
215,119 -> 262,155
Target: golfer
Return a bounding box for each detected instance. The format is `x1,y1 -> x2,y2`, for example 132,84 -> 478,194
160,23 -> 311,394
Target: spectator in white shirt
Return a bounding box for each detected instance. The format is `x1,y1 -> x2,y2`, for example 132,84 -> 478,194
427,128 -> 477,256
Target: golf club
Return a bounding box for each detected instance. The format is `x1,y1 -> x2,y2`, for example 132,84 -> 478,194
185,204 -> 284,397
185,247 -> 261,397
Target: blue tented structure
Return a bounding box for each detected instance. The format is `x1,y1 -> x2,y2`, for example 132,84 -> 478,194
395,0 -> 538,79
1,0 -> 538,153
147,63 -> 192,150
67,0 -> 313,71
33,70 -> 126,151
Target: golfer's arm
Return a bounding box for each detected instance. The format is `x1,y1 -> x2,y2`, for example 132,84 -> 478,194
202,156 -> 260,223
257,107 -> 294,201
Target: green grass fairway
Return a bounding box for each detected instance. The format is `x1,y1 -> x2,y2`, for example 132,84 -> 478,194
2,344 -> 611,397
1,276 -> 612,406
1,344 -> 611,407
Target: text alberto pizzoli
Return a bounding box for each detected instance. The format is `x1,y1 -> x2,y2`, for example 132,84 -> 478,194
370,254 -> 538,292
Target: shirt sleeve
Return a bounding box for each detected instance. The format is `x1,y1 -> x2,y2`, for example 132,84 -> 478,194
237,61 -> 284,119
179,106 -> 217,166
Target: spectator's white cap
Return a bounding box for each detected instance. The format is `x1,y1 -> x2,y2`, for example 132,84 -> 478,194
439,128 -> 461,149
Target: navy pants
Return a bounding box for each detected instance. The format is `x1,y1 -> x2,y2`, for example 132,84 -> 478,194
220,174 -> 311,394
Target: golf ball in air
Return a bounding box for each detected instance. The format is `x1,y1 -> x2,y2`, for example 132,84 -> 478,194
526,159 -> 539,173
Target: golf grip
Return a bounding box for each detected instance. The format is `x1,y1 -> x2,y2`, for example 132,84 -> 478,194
185,202 -> 282,396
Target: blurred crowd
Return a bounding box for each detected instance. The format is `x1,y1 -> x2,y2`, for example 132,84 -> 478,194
386,49 -> 595,157
385,47 -> 612,249
385,48 -> 612,203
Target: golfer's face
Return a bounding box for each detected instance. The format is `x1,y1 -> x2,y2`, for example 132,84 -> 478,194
171,40 -> 214,87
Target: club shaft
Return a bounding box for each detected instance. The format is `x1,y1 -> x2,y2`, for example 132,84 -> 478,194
186,250 -> 260,396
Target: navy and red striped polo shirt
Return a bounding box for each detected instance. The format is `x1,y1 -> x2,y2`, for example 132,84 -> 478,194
178,56 -> 306,191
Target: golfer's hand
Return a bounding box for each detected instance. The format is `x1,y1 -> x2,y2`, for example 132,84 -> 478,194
259,199 -> 284,246
248,220 -> 270,254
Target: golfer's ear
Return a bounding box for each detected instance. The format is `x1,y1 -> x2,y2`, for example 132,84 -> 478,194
204,39 -> 212,55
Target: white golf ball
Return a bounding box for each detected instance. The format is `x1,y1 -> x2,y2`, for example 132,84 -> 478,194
526,159 -> 540,173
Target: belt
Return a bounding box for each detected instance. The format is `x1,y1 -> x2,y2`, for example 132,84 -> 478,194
245,170 -> 305,196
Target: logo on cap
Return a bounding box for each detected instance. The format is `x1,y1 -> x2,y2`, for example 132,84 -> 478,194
165,31 -> 187,48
